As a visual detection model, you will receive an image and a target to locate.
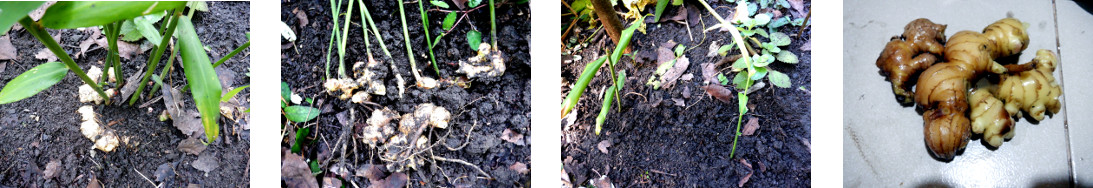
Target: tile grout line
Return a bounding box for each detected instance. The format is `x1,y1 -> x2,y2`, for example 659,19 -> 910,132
1051,0 -> 1076,185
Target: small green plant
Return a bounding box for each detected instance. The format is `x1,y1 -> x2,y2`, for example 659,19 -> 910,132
561,17 -> 643,135
0,1 -> 248,144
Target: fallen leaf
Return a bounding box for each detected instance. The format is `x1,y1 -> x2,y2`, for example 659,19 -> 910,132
659,56 -> 691,89
671,98 -> 684,107
118,64 -> 145,100
656,41 -> 676,66
94,38 -> 142,59
562,167 -> 573,188
501,128 -> 526,145
701,63 -> 718,84
76,27 -> 102,59
154,162 -> 176,182
35,48 -> 57,62
509,162 -> 529,174
322,177 -> 342,188
0,36 -> 16,60
292,8 -> 309,28
370,172 -> 408,188
738,159 -> 753,187
282,153 -> 319,188
788,0 -> 806,18
597,140 -> 611,154
87,176 -> 101,188
682,86 -> 691,99
799,39 -> 811,51
659,5 -> 688,23
192,152 -> 219,174
356,164 -> 386,182
42,159 -> 61,179
705,41 -> 720,57
743,117 -> 759,136
177,136 -> 207,155
453,0 -> 468,9
799,136 -> 811,153
591,175 -> 614,188
162,86 -> 204,136
702,84 -> 734,104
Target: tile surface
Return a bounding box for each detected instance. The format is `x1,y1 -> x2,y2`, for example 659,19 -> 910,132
1057,0 -> 1093,185
843,0 -> 1071,187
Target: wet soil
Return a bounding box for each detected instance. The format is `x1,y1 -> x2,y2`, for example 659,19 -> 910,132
0,2 -> 251,187
281,0 -> 530,187
561,1 -> 811,187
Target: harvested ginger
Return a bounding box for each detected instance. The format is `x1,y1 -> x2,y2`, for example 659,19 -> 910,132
876,18 -> 946,105
969,88 -> 1014,148
995,49 -> 1062,121
914,18 -> 1029,160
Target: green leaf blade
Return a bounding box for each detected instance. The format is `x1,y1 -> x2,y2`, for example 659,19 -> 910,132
221,85 -> 249,102
39,1 -> 185,29
0,1 -> 45,35
770,32 -> 791,46
466,30 -> 482,50
768,70 -> 791,88
0,62 -> 68,104
777,51 -> 799,64
285,105 -> 320,122
430,0 -> 450,8
176,16 -> 222,142
442,12 -> 457,31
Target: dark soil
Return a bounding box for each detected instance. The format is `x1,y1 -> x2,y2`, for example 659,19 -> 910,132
561,1 -> 811,187
0,2 -> 251,187
281,0 -> 530,187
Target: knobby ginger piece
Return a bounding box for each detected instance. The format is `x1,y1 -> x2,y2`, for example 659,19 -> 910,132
970,88 -> 1014,147
996,49 -> 1062,121
456,43 -> 506,79
876,18 -> 946,105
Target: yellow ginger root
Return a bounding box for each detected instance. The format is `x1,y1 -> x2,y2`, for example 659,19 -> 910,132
995,49 -> 1062,121
915,18 -> 1028,160
876,18 -> 946,105
969,88 -> 1014,147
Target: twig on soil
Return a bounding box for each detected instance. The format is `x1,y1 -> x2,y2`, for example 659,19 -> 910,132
432,155 -> 492,179
649,169 -> 678,177
132,168 -> 159,187
797,9 -> 810,38
443,119 -> 478,151
624,92 -> 647,103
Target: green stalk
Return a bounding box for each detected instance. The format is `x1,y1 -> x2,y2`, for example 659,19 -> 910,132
149,43 -> 178,95
324,0 -> 343,79
730,78 -> 752,158
489,0 -> 497,48
100,24 -> 114,86
337,0 -> 354,78
417,0 -> 438,75
560,56 -> 607,118
212,40 -> 250,68
107,22 -> 124,88
398,0 -> 424,84
358,0 -> 392,58
130,9 -> 181,105
17,17 -> 109,102
595,70 -> 625,135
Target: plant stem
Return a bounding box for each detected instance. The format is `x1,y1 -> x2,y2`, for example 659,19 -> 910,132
324,0 -> 343,80
149,43 -> 178,95
489,0 -> 497,48
417,0 -> 439,75
398,0 -> 425,85
729,78 -> 751,159
797,9 -> 810,38
213,40 -> 249,68
18,17 -> 109,103
108,22 -> 123,88
338,0 -> 354,78
359,0 -> 392,58
130,9 -> 181,105
590,0 -> 622,46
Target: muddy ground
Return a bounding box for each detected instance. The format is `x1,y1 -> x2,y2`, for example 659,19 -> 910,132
281,0 -> 530,187
0,2 -> 251,187
561,1 -> 811,187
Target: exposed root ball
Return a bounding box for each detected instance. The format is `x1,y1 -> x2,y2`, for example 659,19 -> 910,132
353,60 -> 387,95
995,49 -> 1062,121
970,88 -> 1014,147
876,18 -> 946,104
363,108 -> 399,147
76,105 -> 119,152
456,43 -> 506,80
323,78 -> 358,100
398,103 -> 451,133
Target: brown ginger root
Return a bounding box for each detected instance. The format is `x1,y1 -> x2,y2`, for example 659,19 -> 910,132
915,18 -> 1028,160
995,49 -> 1062,121
876,18 -> 947,105
969,88 -> 1014,147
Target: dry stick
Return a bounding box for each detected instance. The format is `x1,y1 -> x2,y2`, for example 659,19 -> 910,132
590,0 -> 623,46
797,9 -> 811,38
132,168 -> 158,187
560,0 -> 578,50
432,155 -> 492,179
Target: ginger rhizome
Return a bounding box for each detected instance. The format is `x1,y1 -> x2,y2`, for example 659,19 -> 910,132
914,18 -> 1028,160
995,49 -> 1062,121
876,18 -> 946,105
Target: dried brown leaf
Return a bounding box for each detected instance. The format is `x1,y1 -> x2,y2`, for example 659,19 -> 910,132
597,140 -> 611,154
671,98 -> 684,107
282,153 -> 319,188
592,175 -> 613,188
701,63 -> 718,84
0,36 -> 16,60
509,162 -> 529,174
177,136 -> 207,155
702,84 -> 734,104
659,56 -> 690,89
43,159 -> 61,179
788,0 -> 806,18
743,117 -> 759,136
738,171 -> 752,187
799,39 -> 811,51
192,152 -> 219,174
369,172 -> 408,188
94,38 -> 141,59
35,48 -> 57,62
356,164 -> 387,182
501,128 -> 526,145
